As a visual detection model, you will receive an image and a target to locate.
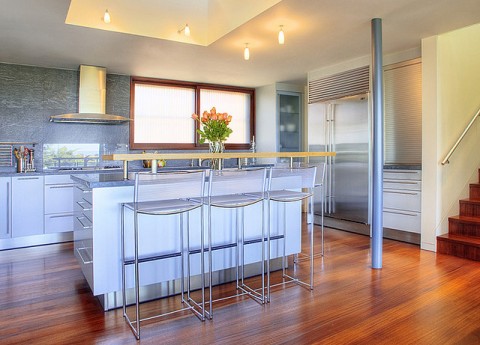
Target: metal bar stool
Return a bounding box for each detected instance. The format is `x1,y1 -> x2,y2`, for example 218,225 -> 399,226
121,170 -> 207,340
266,163 -> 325,299
204,167 -> 268,319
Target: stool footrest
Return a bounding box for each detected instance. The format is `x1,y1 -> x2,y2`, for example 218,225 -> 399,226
124,251 -> 182,265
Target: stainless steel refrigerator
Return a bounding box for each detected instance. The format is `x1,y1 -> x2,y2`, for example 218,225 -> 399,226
308,94 -> 371,234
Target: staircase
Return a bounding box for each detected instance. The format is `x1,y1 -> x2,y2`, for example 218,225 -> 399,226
437,169 -> 480,261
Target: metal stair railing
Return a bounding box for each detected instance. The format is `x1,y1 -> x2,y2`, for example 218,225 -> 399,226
442,107 -> 480,165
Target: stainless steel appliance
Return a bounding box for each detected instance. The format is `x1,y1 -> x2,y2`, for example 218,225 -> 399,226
308,94 -> 370,234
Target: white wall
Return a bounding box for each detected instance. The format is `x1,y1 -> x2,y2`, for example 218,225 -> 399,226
421,23 -> 480,251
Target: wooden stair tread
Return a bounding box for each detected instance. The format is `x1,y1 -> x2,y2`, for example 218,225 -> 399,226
449,215 -> 480,224
437,233 -> 480,246
459,198 -> 480,204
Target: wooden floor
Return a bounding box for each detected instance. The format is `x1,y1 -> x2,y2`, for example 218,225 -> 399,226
1,227 -> 480,345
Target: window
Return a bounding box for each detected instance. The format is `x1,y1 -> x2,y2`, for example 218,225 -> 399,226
130,77 -> 254,150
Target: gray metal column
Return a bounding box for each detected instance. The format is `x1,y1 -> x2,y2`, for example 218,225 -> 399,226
371,18 -> 384,269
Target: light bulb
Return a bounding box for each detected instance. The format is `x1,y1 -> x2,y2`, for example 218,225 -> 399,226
278,26 -> 285,44
244,44 -> 250,60
184,24 -> 190,36
103,9 -> 111,24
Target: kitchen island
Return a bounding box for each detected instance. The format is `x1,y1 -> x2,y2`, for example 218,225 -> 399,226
72,170 -> 303,310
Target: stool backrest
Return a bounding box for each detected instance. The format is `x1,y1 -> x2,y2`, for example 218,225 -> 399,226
269,165 -> 318,191
207,168 -> 267,198
134,170 -> 207,203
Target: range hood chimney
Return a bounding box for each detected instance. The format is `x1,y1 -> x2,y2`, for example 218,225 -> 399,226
49,65 -> 130,124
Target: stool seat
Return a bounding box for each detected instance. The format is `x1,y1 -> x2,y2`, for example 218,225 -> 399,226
209,194 -> 263,208
123,199 -> 202,215
268,190 -> 313,203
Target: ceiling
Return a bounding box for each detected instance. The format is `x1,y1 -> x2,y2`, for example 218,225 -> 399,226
1,0 -> 480,88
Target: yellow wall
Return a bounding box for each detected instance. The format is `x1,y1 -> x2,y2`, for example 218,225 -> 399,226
421,23 -> 480,251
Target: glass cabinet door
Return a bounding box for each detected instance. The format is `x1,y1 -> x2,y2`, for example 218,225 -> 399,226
278,92 -> 302,152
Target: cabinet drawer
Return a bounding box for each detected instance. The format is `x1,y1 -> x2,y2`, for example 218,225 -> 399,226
74,215 -> 93,231
383,188 -> 421,212
383,169 -> 421,181
45,184 -> 74,214
383,179 -> 421,191
74,184 -> 92,204
44,213 -> 74,234
74,238 -> 93,291
383,208 -> 421,233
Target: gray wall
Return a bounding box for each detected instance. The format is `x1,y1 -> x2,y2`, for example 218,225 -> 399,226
0,63 -> 130,170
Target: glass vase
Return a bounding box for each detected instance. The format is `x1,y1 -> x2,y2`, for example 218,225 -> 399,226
209,141 -> 225,170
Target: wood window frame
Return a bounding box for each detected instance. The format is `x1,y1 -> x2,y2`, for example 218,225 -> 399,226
130,76 -> 255,150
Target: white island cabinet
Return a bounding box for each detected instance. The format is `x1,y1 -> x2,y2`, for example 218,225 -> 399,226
71,173 -> 302,310
11,175 -> 44,237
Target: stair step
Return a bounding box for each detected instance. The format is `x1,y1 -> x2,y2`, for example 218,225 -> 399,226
459,199 -> 480,216
448,215 -> 480,236
437,234 -> 480,261
470,183 -> 480,199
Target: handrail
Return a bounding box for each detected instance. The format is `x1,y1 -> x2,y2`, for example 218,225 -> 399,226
441,107 -> 480,165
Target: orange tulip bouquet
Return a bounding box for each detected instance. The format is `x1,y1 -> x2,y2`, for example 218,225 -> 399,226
191,107 -> 233,144
192,107 -> 233,169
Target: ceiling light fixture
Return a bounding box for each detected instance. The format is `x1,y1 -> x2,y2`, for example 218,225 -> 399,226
278,25 -> 285,44
103,9 -> 111,24
178,24 -> 190,36
244,43 -> 250,60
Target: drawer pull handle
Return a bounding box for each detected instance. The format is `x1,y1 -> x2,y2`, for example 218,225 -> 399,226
384,209 -> 419,217
76,216 -> 92,229
76,248 -> 93,264
49,213 -> 74,219
16,177 -> 40,180
384,190 -> 419,196
76,200 -> 92,211
75,185 -> 92,193
49,185 -> 74,189
384,180 -> 419,185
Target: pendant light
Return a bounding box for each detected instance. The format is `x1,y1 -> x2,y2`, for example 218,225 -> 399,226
278,25 -> 285,44
244,43 -> 250,60
103,9 -> 111,24
178,24 -> 191,36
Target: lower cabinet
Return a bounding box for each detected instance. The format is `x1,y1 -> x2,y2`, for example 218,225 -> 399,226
11,176 -> 44,237
383,169 -> 421,233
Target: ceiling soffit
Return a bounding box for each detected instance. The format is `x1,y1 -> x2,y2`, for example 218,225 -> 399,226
65,0 -> 282,46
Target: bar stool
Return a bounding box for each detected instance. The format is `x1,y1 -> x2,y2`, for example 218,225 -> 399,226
204,167 -> 268,319
121,170 -> 207,340
266,163 -> 325,299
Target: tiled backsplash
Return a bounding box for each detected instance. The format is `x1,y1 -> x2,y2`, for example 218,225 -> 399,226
0,63 -> 130,172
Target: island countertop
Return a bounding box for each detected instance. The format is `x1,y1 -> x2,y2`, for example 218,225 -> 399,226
103,151 -> 335,179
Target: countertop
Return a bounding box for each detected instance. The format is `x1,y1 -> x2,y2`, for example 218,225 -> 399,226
383,164 -> 422,170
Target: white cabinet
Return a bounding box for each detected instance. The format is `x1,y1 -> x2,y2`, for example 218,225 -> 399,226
0,177 -> 11,239
383,169 -> 421,233
11,176 -> 44,237
44,175 -> 75,234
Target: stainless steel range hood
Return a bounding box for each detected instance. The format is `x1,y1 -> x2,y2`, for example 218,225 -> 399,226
49,65 -> 130,124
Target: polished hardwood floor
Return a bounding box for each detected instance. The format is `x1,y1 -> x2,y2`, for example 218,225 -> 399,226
1,226 -> 480,345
